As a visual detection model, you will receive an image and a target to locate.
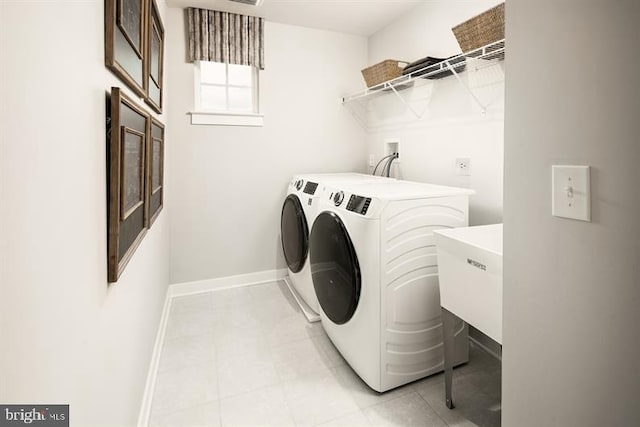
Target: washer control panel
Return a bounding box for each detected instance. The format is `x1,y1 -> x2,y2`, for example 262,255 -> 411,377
303,181 -> 318,195
346,194 -> 372,215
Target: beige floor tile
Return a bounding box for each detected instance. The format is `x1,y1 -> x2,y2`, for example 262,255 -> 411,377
211,307 -> 265,345
249,281 -> 298,306
210,286 -> 255,310
417,375 -> 500,427
363,392 -> 446,427
158,332 -> 216,373
151,361 -> 218,417
317,409 -> 371,426
164,310 -> 217,340
149,401 -> 220,427
219,384 -> 295,427
170,293 -> 215,316
283,370 -> 359,426
150,286 -> 501,427
272,337 -> 335,381
310,334 -> 346,369
216,342 -> 279,398
333,364 -> 414,410
265,316 -> 325,347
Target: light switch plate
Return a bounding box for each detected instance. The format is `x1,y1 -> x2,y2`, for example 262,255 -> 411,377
552,165 -> 591,221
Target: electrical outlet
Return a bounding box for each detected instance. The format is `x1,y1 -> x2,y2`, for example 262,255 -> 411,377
455,157 -> 471,176
369,154 -> 375,167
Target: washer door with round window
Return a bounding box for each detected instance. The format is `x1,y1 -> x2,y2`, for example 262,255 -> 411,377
310,211 -> 361,325
280,195 -> 309,274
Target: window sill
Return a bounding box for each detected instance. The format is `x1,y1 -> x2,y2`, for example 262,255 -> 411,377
189,111 -> 264,127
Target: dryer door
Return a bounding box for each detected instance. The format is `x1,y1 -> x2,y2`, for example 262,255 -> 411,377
310,211 -> 361,325
281,195 -> 309,273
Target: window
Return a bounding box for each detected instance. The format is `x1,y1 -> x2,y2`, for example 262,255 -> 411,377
192,61 -> 263,126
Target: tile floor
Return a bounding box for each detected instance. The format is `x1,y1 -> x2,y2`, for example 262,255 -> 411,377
149,281 -> 501,427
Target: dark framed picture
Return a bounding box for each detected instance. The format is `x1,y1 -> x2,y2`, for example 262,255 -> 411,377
146,117 -> 164,226
108,87 -> 149,283
145,0 -> 164,113
117,0 -> 143,58
150,24 -> 161,85
105,0 -> 147,98
120,127 -> 146,219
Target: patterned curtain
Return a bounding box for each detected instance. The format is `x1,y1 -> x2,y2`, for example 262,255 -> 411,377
187,8 -> 265,70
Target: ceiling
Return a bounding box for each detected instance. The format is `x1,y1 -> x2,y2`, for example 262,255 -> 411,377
166,0 -> 425,36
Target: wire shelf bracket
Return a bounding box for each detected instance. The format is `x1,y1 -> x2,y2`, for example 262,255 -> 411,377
445,60 -> 488,113
388,83 -> 423,119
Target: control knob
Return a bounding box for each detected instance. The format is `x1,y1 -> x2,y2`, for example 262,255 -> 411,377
296,180 -> 303,190
333,191 -> 344,206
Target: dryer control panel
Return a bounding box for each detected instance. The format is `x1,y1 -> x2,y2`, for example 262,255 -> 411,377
346,194 -> 371,215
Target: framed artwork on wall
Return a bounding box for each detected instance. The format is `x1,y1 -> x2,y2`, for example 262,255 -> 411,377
120,127 -> 146,219
108,87 -> 149,282
105,0 -> 147,98
146,117 -> 164,226
145,0 -> 164,113
117,0 -> 143,58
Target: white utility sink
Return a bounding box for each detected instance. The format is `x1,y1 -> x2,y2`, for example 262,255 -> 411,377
434,224 -> 503,344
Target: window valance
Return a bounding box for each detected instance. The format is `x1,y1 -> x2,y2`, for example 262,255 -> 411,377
187,7 -> 265,70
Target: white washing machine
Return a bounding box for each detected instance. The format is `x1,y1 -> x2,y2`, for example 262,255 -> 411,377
281,173 -> 392,322
309,179 -> 474,391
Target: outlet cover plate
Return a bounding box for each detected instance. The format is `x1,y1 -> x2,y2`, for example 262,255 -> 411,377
385,139 -> 400,163
552,165 -> 591,221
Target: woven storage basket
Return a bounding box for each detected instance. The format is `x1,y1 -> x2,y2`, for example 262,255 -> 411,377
361,60 -> 408,88
452,2 -> 505,53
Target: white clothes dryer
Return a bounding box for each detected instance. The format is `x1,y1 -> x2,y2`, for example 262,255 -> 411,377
281,173 -> 392,321
309,179 -> 474,391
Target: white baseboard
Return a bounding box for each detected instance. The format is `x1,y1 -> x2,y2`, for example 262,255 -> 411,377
136,288 -> 172,427
136,269 -> 287,426
169,268 -> 288,297
469,336 -> 502,361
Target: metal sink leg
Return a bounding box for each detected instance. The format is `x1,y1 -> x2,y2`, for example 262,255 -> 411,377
442,307 -> 456,409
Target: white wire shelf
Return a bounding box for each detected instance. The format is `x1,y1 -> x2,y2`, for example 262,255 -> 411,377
342,39 -> 505,109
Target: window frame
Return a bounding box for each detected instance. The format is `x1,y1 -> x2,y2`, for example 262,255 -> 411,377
191,61 -> 263,127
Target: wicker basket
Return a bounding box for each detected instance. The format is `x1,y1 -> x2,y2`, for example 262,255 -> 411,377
452,3 -> 505,53
361,60 -> 408,88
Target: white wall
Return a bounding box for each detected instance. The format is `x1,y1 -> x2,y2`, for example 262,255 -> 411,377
364,0 -> 504,226
503,1 -> 640,426
166,9 -> 368,284
0,2 -> 170,426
